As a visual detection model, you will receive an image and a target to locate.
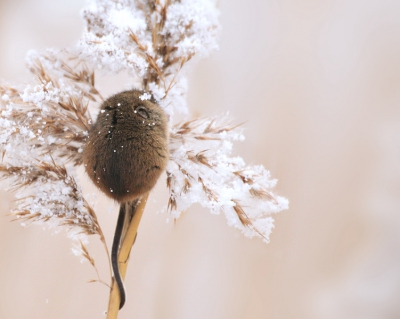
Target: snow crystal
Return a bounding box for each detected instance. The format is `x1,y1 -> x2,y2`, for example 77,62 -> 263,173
139,92 -> 151,101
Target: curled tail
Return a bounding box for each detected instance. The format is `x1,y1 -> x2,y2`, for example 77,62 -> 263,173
111,200 -> 139,310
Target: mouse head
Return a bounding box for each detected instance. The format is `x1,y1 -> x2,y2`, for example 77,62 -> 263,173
99,90 -> 167,129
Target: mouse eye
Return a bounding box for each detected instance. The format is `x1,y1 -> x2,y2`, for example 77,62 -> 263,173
136,106 -> 149,119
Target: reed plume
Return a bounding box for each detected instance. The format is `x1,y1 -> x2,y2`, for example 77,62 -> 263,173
0,0 -> 288,315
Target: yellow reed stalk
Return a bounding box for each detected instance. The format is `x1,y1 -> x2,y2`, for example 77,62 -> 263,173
106,193 -> 149,319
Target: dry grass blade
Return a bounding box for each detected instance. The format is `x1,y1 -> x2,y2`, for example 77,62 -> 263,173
168,196 -> 177,212
171,117 -> 244,142
249,187 -> 279,204
187,150 -> 213,169
79,241 -> 110,288
232,200 -> 268,241
182,177 -> 191,194
80,240 -> 95,266
198,176 -> 218,202
233,170 -> 254,184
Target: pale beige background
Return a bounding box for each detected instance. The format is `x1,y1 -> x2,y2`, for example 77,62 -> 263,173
1,0 -> 400,318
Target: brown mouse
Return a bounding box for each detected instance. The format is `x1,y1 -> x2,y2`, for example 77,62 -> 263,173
82,89 -> 169,309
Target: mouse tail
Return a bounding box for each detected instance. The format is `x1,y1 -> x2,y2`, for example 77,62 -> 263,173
111,199 -> 139,310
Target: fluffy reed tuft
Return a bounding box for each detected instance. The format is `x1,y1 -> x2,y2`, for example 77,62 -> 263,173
168,117 -> 288,242
0,2 -> 288,304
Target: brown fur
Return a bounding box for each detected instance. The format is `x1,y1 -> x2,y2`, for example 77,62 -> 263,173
82,90 -> 169,309
83,90 -> 169,203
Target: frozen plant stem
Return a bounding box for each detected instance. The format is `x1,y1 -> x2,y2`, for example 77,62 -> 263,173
106,193 -> 149,319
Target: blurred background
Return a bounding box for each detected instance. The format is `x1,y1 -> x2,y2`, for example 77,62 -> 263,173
1,0 -> 400,318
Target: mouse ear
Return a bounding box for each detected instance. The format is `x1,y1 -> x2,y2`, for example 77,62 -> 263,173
136,106 -> 149,119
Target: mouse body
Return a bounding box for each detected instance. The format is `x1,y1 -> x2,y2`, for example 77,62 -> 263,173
82,90 -> 169,309
83,90 -> 169,202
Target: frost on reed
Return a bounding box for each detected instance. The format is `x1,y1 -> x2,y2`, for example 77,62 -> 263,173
77,0 -> 219,116
0,0 -> 288,249
168,117 -> 288,242
0,54 -> 104,243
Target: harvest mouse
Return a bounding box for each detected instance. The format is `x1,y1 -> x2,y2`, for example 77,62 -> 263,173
83,89 -> 169,309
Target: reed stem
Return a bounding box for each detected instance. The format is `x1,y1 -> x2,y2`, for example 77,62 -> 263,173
106,193 -> 149,319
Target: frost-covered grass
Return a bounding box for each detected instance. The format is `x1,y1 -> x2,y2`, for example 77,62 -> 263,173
168,117 -> 288,242
0,0 -> 288,260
